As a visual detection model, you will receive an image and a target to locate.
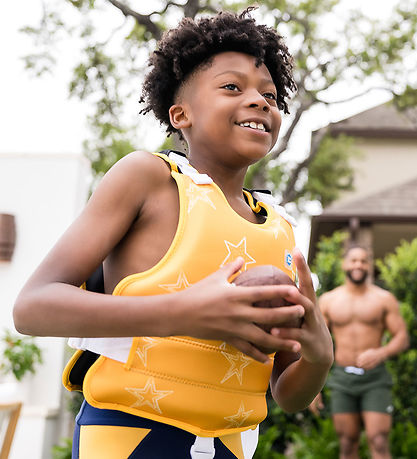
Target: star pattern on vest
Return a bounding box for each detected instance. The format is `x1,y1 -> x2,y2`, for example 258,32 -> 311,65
159,271 -> 192,292
269,216 -> 291,240
220,351 -> 251,385
185,181 -> 216,214
224,401 -> 254,428
135,337 -> 158,367
220,237 -> 256,271
125,377 -> 173,414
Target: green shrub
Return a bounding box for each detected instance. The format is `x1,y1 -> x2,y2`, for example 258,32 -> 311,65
376,238 -> 417,426
254,425 -> 286,459
290,418 -> 339,459
390,422 -> 417,458
0,329 -> 43,381
312,231 -> 348,296
52,437 -> 72,459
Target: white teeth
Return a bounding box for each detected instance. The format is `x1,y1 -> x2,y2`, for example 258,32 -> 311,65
239,121 -> 266,131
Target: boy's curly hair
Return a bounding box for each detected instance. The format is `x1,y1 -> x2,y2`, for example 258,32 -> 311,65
140,7 -> 296,136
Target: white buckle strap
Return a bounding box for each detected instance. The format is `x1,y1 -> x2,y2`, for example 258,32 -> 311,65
190,436 -> 215,459
168,152 -> 213,185
252,191 -> 297,226
344,366 -> 365,375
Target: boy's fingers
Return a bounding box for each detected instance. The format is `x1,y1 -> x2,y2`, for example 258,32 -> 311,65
235,284 -> 313,317
228,338 -> 270,364
218,257 -> 244,281
293,248 -> 315,300
239,284 -> 299,303
252,305 -> 305,326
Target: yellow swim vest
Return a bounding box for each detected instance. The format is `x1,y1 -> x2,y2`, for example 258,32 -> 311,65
64,151 -> 296,437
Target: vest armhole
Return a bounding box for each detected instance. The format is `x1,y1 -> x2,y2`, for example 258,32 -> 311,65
153,151 -> 180,174
243,189 -> 268,217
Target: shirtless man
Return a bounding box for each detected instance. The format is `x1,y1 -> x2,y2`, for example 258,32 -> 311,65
310,245 -> 409,459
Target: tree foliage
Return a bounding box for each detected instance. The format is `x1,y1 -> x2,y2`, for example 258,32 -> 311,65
21,0 -> 417,206
312,230 -> 348,296
376,238 -> 417,426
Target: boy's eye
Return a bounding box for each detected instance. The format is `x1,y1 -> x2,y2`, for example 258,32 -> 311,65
222,83 -> 240,92
263,92 -> 277,101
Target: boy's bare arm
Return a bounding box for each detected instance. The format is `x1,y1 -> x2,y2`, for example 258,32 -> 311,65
306,292 -> 332,414
13,152 -> 305,362
14,151 -> 171,336
269,249 -> 334,412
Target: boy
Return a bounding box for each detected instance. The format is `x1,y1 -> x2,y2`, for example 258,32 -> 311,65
14,9 -> 333,459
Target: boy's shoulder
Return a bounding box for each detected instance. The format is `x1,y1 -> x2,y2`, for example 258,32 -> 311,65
115,150 -> 172,179
102,150 -> 173,195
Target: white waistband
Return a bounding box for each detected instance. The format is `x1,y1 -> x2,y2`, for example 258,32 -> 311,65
67,337 -> 132,363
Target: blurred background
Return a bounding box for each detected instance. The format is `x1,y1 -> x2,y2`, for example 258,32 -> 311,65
1,1 -> 416,458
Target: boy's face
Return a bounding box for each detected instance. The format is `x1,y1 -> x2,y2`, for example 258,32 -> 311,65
172,52 -> 282,165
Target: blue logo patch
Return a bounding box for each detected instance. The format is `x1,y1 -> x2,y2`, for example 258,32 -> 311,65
285,251 -> 292,268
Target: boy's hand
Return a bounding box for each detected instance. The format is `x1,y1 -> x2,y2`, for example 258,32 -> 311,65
269,248 -> 333,367
174,257 -> 305,363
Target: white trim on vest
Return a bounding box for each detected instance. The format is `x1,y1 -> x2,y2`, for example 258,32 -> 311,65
252,191 -> 297,227
168,152 -> 213,185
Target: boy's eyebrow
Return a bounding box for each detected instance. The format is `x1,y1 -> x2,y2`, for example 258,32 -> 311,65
214,70 -> 274,85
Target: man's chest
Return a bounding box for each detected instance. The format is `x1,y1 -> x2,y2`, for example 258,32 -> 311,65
328,295 -> 385,327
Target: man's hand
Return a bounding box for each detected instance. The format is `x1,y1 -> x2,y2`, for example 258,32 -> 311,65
308,392 -> 324,416
356,348 -> 386,369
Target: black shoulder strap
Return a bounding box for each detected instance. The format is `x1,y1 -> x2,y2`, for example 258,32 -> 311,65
85,263 -> 105,293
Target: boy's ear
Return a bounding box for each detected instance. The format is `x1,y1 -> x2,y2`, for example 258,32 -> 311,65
169,104 -> 192,130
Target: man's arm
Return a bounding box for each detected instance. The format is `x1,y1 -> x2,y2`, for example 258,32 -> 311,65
356,291 -> 409,369
382,291 -> 410,357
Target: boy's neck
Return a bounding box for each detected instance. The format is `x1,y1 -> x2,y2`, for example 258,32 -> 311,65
187,152 -> 248,201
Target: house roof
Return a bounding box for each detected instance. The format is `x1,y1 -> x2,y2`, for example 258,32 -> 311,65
322,102 -> 417,139
308,102 -> 417,264
308,177 -> 417,264
320,177 -> 417,219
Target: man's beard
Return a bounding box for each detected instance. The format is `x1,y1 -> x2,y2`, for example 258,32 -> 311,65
345,269 -> 368,285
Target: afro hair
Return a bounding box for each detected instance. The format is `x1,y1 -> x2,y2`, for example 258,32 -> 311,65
140,7 -> 296,136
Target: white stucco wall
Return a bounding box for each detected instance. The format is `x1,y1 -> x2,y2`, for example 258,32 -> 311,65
0,152 -> 90,459
336,137 -> 417,205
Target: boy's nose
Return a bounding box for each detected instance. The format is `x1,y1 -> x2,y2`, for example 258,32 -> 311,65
247,92 -> 270,112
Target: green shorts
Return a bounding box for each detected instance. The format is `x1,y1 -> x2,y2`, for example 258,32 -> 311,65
327,364 -> 393,415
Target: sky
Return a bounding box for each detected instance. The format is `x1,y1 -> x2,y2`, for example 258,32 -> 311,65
1,0 -> 397,155
0,0 -> 400,253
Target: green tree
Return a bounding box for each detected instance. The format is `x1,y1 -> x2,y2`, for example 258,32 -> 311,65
21,0 -> 417,208
376,238 -> 417,427
312,230 -> 347,296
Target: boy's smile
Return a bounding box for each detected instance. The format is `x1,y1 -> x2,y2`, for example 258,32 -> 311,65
172,52 -> 282,168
